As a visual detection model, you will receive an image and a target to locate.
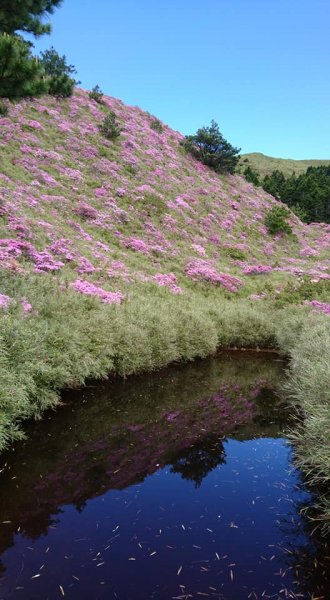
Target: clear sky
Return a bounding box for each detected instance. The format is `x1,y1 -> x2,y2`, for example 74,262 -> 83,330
31,0 -> 330,159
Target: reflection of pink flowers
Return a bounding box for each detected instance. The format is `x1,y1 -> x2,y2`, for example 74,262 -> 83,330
165,411 -> 181,421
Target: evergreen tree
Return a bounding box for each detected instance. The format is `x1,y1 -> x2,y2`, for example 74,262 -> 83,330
260,167 -> 330,224
0,1 -> 62,36
183,120 -> 240,174
244,165 -> 260,186
0,1 -> 78,100
262,170 -> 286,198
40,47 -> 79,97
0,33 -> 47,98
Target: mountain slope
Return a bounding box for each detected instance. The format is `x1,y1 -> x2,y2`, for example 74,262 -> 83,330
0,89 -> 328,298
239,152 -> 330,177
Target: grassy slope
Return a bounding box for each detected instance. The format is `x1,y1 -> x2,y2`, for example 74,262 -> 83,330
0,90 -> 329,530
239,152 -> 330,177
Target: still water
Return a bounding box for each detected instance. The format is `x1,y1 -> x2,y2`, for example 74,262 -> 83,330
0,352 -> 328,599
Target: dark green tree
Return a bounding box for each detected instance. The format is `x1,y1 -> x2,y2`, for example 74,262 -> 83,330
262,167 -> 330,223
244,165 -> 260,186
0,33 -> 47,98
99,111 -> 121,140
183,120 -> 240,174
262,169 -> 286,198
0,2 -> 79,100
0,0 -> 62,36
89,84 -> 104,104
40,47 -> 79,97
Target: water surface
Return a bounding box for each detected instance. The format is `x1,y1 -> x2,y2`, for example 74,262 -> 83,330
0,352 -> 328,599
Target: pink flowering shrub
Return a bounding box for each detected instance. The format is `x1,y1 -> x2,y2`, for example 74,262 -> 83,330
74,202 -> 99,220
71,279 -> 124,304
0,293 -> 11,308
304,300 -> 330,315
153,273 -> 183,294
123,237 -> 151,255
185,259 -> 243,292
242,265 -> 273,275
21,297 -> 32,312
191,243 -> 206,256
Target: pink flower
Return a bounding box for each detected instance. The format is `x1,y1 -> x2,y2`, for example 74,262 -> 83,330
0,293 -> 11,308
185,259 -> 243,292
304,300 -> 330,315
153,273 -> 183,294
71,279 -> 124,304
21,297 -> 32,312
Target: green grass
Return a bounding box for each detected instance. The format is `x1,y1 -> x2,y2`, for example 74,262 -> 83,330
239,152 -> 330,177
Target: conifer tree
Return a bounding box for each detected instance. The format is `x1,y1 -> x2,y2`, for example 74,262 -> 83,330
0,33 -> 47,98
40,47 -> 79,97
0,1 -> 62,36
183,121 -> 240,175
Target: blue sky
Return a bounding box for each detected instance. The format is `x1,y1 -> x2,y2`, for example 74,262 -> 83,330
32,0 -> 330,159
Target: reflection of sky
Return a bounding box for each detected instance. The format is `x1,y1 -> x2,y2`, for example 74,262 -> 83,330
0,437 -> 314,600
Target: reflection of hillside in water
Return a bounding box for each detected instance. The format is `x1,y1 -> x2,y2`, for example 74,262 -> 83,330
0,353 -> 286,560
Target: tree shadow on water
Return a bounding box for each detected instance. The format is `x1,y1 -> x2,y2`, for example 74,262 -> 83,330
169,435 -> 226,488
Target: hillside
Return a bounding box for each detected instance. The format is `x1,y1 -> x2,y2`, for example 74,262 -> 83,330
0,90 -> 329,530
0,90 -> 328,302
239,152 -> 330,177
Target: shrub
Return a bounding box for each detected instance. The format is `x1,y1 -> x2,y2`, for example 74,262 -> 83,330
150,119 -> 163,133
0,100 -> 8,116
99,111 -> 121,140
89,84 -> 104,104
265,205 -> 292,235
222,247 -> 247,261
183,120 -> 240,175
291,203 -> 309,222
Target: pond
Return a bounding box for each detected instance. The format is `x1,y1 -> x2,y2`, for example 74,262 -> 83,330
0,352 -> 328,599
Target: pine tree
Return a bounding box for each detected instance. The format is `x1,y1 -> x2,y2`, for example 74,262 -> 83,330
244,165 -> 260,186
0,1 -> 62,36
0,34 -> 47,98
183,120 -> 240,174
40,47 -> 79,97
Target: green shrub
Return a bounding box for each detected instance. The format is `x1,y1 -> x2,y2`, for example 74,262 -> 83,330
99,111 -> 121,140
265,205 -> 292,235
150,119 -> 163,133
222,247 -> 247,261
291,203 -> 309,222
274,278 -> 330,307
0,100 -> 8,116
89,84 -> 104,104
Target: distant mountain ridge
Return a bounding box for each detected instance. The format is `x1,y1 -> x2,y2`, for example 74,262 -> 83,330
239,152 -> 330,177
